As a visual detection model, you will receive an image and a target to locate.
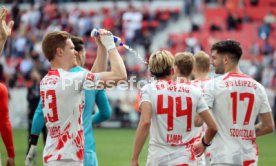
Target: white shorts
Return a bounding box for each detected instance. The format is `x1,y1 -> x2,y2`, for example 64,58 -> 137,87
44,160 -> 83,166
146,145 -> 196,166
211,159 -> 258,166
197,153 -> 206,166
212,164 -> 241,166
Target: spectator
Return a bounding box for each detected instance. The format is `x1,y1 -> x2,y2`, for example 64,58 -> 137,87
262,61 -> 275,87
250,41 -> 260,56
250,0 -> 259,6
122,5 -> 142,45
11,0 -> 20,31
185,35 -> 201,54
209,21 -> 222,32
261,39 -> 274,56
26,69 -> 47,144
226,12 -> 241,31
258,22 -> 270,40
264,11 -> 276,26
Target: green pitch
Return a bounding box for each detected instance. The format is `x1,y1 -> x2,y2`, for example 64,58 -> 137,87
0,129 -> 275,166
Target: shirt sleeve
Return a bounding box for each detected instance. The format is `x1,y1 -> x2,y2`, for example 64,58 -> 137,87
82,71 -> 101,90
66,71 -> 101,91
0,85 -> 15,158
196,90 -> 209,114
139,84 -> 152,109
31,99 -> 45,135
93,90 -> 112,125
259,85 -> 272,114
204,81 -> 215,109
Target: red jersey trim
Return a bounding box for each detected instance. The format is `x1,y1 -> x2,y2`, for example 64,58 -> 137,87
47,69 -> 60,78
223,73 -> 252,81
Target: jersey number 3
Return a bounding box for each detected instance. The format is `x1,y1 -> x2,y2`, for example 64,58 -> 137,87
230,92 -> 254,125
41,90 -> 59,123
157,95 -> 192,132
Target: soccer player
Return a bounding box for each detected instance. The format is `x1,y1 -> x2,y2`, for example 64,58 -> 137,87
192,51 -> 212,166
205,40 -> 275,166
25,36 -> 112,166
27,30 -> 126,165
131,51 -> 217,166
0,7 -> 15,166
192,51 -> 211,90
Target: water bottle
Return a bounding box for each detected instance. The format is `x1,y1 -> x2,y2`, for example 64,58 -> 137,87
90,28 -> 124,46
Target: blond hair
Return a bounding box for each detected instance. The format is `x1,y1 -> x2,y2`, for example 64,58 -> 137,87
174,52 -> 194,77
42,31 -> 71,61
149,50 -> 174,78
194,51 -> 210,73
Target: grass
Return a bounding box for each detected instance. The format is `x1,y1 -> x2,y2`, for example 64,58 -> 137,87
0,129 -> 275,166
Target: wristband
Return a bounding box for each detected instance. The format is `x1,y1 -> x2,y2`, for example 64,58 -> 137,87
201,136 -> 211,147
29,134 -> 39,146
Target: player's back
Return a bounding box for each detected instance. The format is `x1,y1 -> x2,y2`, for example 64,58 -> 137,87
70,66 -> 96,152
40,69 -> 85,163
205,73 -> 271,165
191,78 -> 212,137
141,80 -> 208,165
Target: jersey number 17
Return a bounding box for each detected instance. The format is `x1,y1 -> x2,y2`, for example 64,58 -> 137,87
230,92 -> 254,125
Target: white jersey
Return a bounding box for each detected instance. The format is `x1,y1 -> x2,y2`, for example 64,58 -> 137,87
40,69 -> 100,163
140,80 -> 209,165
191,79 -> 212,139
191,79 -> 213,166
204,73 -> 271,165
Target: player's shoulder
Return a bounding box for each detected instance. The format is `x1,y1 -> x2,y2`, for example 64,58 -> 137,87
191,78 -> 212,89
178,82 -> 203,95
0,83 -> 7,95
189,83 -> 203,94
221,72 -> 255,81
141,82 -> 155,91
255,80 -> 266,93
61,68 -> 86,79
41,69 -> 62,81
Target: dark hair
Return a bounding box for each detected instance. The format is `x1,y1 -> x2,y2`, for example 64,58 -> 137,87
211,40 -> 243,62
42,31 -> 71,61
71,36 -> 84,52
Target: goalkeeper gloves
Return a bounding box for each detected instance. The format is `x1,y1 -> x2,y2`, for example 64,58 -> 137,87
25,145 -> 37,166
25,135 -> 39,166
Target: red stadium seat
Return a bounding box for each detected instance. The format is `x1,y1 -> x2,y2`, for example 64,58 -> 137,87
204,7 -> 228,23
245,7 -> 267,21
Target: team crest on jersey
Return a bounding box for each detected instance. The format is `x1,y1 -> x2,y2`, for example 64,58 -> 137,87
86,72 -> 95,81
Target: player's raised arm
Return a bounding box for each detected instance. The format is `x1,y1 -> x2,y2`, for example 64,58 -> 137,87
0,7 -> 14,56
95,30 -> 127,87
91,30 -> 108,73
